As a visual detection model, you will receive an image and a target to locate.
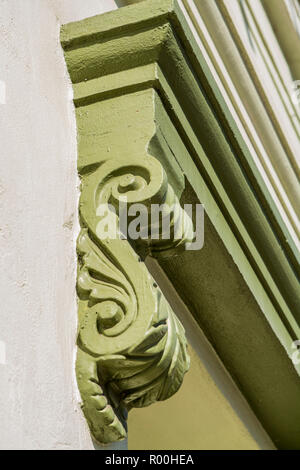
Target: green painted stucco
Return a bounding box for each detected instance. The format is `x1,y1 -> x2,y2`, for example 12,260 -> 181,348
61,0 -> 300,448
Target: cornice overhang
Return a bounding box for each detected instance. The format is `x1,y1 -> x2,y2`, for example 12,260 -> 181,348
61,0 -> 299,322
61,0 -> 300,448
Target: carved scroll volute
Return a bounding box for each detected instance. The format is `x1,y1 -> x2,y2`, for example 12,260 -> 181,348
76,155 -> 191,444
60,0 -> 194,444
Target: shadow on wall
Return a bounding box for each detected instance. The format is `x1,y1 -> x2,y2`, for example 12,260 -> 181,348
128,347 -> 262,450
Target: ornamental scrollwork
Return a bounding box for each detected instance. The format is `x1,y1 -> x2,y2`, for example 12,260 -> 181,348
76,156 -> 192,444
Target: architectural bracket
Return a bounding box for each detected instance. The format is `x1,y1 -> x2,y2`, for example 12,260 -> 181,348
61,0 -> 195,445
61,0 -> 300,448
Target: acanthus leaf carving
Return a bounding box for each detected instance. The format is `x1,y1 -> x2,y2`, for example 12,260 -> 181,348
61,0 -> 196,445
76,156 -> 192,444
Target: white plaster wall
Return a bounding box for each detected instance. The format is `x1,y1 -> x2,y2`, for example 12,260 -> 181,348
0,0 -> 123,450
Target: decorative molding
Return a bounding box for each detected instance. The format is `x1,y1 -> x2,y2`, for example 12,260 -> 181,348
61,0 -> 300,448
216,0 -> 300,213
285,0 -> 300,38
262,0 -> 300,80
182,0 -> 300,249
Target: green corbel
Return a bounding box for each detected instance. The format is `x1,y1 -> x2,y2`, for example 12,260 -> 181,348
61,1 -> 195,445
61,0 -> 300,448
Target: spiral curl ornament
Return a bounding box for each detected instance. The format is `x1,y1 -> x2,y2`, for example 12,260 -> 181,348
76,156 -> 191,444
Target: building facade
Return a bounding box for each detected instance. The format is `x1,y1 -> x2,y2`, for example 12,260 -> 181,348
0,0 -> 299,450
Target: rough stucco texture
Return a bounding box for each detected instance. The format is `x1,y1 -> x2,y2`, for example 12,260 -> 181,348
0,0 -> 119,450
